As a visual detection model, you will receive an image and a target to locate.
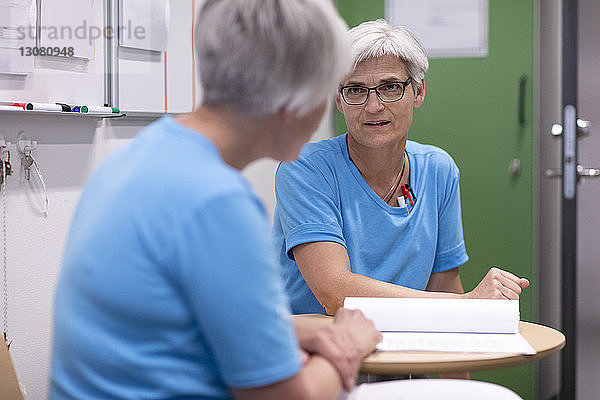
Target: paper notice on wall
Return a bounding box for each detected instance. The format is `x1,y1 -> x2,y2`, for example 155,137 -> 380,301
385,0 -> 488,58
39,0 -> 94,59
0,0 -> 35,74
120,0 -> 170,52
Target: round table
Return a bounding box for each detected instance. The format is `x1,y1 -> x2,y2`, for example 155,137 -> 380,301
295,314 -> 565,375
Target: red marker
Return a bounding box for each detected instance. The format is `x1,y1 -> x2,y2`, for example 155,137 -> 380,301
402,185 -> 414,207
11,103 -> 27,109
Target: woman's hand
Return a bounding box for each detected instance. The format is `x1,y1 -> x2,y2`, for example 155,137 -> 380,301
465,267 -> 530,300
297,309 -> 381,391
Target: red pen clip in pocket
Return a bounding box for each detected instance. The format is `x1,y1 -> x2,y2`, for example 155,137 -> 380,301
401,184 -> 414,207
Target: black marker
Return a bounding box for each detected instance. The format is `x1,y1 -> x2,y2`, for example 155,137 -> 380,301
55,103 -> 72,112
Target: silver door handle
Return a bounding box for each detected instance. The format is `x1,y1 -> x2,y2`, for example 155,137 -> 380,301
577,166 -> 600,177
545,168 -> 562,178
551,119 -> 591,137
544,165 -> 600,179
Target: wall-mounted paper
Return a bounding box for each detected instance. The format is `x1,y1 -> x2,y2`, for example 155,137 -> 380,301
386,0 -> 488,58
0,0 -> 35,74
39,0 -> 94,60
120,0 -> 170,52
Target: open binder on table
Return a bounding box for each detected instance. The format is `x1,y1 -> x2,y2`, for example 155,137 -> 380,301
344,297 -> 536,355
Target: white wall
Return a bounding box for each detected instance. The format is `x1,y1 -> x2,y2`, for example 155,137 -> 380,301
0,108 -> 333,399
244,105 -> 335,222
0,114 -> 142,399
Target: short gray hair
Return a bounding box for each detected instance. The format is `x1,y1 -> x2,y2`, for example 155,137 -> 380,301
348,19 -> 428,86
196,0 -> 351,116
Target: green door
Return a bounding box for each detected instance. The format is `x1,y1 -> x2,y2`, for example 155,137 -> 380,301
335,1 -> 534,398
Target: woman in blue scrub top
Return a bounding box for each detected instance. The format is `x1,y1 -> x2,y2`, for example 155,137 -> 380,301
273,19 -> 530,317
49,1 -> 383,399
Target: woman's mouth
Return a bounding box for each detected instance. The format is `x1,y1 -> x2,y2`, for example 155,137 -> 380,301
364,121 -> 390,127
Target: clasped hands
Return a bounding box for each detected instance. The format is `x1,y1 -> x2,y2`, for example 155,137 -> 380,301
298,309 -> 381,391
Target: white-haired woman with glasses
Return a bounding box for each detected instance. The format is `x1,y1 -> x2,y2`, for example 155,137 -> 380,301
274,20 -> 529,317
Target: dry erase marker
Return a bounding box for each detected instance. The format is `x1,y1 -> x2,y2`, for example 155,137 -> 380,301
55,103 -> 72,112
0,102 -> 26,109
0,105 -> 24,111
71,106 -> 92,113
26,103 -> 64,112
84,106 -> 120,114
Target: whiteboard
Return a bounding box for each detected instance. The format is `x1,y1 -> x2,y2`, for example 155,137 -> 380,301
118,0 -> 196,113
0,0 -> 197,113
0,0 -> 103,107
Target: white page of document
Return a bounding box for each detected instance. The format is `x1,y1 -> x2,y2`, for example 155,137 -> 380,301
344,297 -> 520,334
378,331 -> 536,355
344,297 -> 535,354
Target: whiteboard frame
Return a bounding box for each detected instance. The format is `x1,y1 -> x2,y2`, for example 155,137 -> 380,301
104,0 -> 119,107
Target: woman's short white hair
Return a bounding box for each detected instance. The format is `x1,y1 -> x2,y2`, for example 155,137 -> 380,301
196,0 -> 351,116
349,19 -> 429,87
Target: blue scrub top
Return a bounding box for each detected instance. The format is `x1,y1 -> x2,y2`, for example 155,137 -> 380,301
273,134 -> 469,314
51,117 -> 301,399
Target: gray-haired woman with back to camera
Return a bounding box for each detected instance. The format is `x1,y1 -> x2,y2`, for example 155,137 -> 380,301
50,1 -> 382,399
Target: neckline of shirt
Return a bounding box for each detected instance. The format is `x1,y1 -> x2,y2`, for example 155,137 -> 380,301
159,115 -> 222,160
339,133 -> 416,215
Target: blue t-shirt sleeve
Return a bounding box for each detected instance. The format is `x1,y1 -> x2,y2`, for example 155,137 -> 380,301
172,191 -> 301,389
432,155 -> 469,272
275,157 -> 345,259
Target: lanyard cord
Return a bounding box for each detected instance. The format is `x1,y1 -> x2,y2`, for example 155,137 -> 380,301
347,136 -> 409,205
383,150 -> 408,203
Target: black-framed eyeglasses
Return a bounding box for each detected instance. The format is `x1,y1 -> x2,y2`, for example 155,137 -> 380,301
339,77 -> 413,105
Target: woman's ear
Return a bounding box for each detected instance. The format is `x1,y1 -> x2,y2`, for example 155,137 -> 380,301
335,93 -> 344,114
